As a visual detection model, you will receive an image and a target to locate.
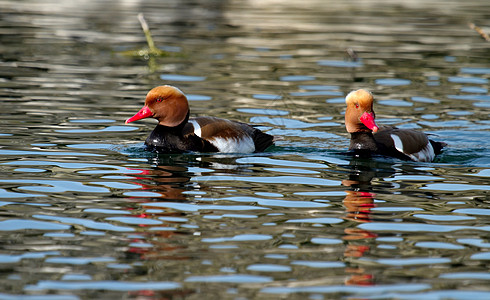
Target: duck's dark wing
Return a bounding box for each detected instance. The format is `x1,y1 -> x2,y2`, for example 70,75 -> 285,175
374,126 -> 438,162
183,117 -> 274,153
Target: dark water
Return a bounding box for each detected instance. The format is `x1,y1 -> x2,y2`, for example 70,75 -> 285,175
1,0 -> 489,299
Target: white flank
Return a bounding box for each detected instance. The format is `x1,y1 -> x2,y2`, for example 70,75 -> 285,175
209,136 -> 255,153
188,120 -> 202,137
390,134 -> 404,153
411,142 -> 435,162
390,133 -> 435,162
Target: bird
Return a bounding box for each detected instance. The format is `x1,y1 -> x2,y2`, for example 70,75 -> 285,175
125,85 -> 274,153
344,89 -> 445,162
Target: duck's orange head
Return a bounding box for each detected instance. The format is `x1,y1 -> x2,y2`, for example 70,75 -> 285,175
344,89 -> 379,133
126,85 -> 189,127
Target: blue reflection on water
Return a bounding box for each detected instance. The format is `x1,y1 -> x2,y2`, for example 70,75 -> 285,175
317,60 -> 363,67
45,257 -> 115,265
0,220 -> 70,231
185,274 -> 272,283
25,280 -> 181,291
375,78 -> 411,86
260,283 -> 431,294
160,74 -> 206,81
34,215 -> 134,232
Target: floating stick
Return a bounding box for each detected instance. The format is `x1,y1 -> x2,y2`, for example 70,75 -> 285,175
469,22 -> 490,42
138,13 -> 159,53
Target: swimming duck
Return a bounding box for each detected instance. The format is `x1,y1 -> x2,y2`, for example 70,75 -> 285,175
125,85 -> 274,153
344,89 -> 445,162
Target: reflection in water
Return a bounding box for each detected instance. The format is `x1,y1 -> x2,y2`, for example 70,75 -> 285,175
341,156 -> 392,223
124,156 -> 192,263
123,154 -> 260,263
341,157 -> 382,287
343,190 -> 375,223
129,160 -> 190,202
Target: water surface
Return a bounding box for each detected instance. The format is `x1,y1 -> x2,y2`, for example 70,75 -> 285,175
0,0 -> 489,299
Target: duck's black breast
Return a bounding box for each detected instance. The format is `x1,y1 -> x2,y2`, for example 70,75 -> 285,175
144,124 -> 218,153
349,132 -> 378,152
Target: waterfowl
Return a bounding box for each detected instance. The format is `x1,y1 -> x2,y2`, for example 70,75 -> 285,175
344,89 -> 445,162
125,85 -> 274,153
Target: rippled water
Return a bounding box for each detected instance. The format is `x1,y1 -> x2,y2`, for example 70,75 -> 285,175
1,0 -> 489,298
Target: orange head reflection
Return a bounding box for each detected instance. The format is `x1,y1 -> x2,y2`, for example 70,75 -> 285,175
343,190 -> 375,223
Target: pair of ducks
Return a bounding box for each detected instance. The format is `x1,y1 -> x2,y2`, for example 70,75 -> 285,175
126,85 -> 445,162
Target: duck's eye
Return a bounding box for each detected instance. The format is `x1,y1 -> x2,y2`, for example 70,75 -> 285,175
156,98 -> 163,103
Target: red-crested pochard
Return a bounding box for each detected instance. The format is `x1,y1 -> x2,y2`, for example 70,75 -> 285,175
125,85 -> 274,153
345,89 -> 445,162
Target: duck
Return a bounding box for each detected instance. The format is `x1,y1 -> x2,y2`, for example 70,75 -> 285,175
125,85 -> 274,153
344,89 -> 445,162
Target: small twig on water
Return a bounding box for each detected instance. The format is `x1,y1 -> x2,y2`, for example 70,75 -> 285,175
138,13 -> 159,53
469,22 -> 490,42
117,12 -> 171,58
119,13 -> 173,58
345,48 -> 358,61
